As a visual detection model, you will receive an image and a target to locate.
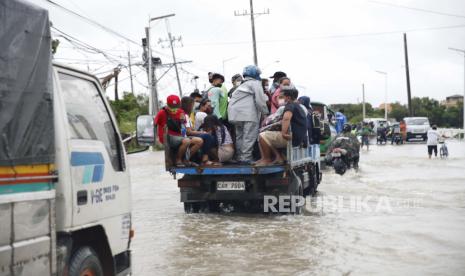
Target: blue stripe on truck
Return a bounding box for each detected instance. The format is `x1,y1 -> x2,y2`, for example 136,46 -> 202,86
70,152 -> 104,166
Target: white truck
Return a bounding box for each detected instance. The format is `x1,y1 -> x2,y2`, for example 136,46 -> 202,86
0,1 -> 132,275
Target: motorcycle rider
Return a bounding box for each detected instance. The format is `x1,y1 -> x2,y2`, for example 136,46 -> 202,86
326,124 -> 360,170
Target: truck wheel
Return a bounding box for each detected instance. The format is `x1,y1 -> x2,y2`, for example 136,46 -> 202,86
68,246 -> 103,276
290,171 -> 304,214
184,202 -> 202,213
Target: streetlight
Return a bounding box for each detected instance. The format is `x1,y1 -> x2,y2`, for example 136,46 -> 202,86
146,13 -> 175,115
375,70 -> 388,121
222,56 -> 238,80
448,47 -> 465,140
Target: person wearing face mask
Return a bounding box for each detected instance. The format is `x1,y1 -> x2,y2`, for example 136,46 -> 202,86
207,73 -> 226,120
228,74 -> 243,98
269,71 -> 287,96
256,86 -> 307,166
228,65 -> 269,164
195,99 -> 212,131
270,77 -> 291,114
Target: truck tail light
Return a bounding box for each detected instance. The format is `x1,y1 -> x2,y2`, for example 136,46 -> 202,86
129,229 -> 135,239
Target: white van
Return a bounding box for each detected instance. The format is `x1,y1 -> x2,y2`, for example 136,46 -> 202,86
404,117 -> 430,141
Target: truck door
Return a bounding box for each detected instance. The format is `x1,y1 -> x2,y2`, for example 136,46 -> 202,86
57,70 -> 131,227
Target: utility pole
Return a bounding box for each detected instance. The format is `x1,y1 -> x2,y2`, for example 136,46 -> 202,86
448,47 -> 465,140
114,67 -> 119,101
144,27 -> 154,115
127,51 -> 135,94
403,33 -> 413,116
168,30 -> 183,96
362,83 -> 366,121
234,0 -> 269,66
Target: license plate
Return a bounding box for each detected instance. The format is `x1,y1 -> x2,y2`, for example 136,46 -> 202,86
416,135 -> 422,138
217,181 -> 245,191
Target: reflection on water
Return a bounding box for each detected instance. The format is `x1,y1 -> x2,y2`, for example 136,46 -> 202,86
129,141 -> 465,275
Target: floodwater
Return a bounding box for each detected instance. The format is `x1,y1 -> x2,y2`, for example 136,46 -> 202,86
129,141 -> 465,275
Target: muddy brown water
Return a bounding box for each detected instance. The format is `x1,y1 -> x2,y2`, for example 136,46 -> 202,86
129,141 -> 465,275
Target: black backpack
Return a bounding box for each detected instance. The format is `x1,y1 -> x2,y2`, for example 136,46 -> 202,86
163,107 -> 182,133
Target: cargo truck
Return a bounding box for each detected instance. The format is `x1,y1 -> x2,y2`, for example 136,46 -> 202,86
0,1 -> 132,275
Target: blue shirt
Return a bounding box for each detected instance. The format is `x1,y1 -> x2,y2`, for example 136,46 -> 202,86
335,112 -> 347,134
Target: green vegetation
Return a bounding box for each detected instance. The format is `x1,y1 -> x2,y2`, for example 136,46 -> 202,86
109,92 -> 149,151
330,97 -> 463,127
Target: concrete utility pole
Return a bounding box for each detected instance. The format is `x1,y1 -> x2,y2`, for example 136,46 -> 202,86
234,0 -> 269,66
448,47 -> 465,140
127,51 -> 134,94
362,83 -> 366,121
375,70 -> 388,121
403,33 -> 413,116
145,27 -> 154,115
159,25 -> 183,97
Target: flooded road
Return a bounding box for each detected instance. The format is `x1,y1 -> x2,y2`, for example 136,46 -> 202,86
129,141 -> 465,275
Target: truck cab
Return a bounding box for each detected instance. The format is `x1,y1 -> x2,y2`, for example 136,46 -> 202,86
311,102 -> 337,157
1,63 -> 133,276
53,63 -> 132,275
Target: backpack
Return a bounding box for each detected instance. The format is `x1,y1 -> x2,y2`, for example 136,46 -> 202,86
163,107 -> 183,133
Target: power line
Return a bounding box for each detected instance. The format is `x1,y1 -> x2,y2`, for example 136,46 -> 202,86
184,23 -> 465,47
368,0 -> 465,19
43,0 -> 140,46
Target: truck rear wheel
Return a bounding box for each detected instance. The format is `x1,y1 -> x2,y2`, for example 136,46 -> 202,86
68,246 -> 103,276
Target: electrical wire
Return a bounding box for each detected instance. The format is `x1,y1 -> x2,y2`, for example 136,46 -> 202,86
368,0 -> 465,19
44,0 -> 141,46
184,23 -> 465,46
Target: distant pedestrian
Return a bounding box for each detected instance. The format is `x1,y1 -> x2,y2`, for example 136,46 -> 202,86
427,125 -> 440,159
335,109 -> 347,134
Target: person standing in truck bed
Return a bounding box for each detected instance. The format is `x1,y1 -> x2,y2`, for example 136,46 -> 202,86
228,65 -> 269,164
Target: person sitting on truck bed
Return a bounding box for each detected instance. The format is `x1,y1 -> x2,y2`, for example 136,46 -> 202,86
228,65 -> 269,164
181,96 -> 219,166
195,99 -> 212,131
154,95 -> 203,167
255,86 -> 307,166
202,115 -> 235,163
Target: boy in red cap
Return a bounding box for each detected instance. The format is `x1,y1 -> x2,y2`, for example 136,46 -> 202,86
154,95 -> 203,166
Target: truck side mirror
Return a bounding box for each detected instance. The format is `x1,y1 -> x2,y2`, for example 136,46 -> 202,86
136,115 -> 155,146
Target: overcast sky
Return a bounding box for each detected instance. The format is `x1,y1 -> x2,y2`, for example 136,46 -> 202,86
35,0 -> 465,106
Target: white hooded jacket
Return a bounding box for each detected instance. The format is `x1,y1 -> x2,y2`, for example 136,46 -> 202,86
228,77 -> 269,123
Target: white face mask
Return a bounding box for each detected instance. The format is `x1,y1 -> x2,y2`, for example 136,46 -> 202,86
278,99 -> 286,106
234,81 -> 241,87
264,85 -> 269,91
194,102 -> 200,109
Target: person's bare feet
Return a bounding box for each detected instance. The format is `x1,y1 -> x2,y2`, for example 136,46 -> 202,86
254,159 -> 273,166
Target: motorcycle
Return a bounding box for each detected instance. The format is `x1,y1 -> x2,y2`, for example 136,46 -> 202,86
326,148 -> 349,175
